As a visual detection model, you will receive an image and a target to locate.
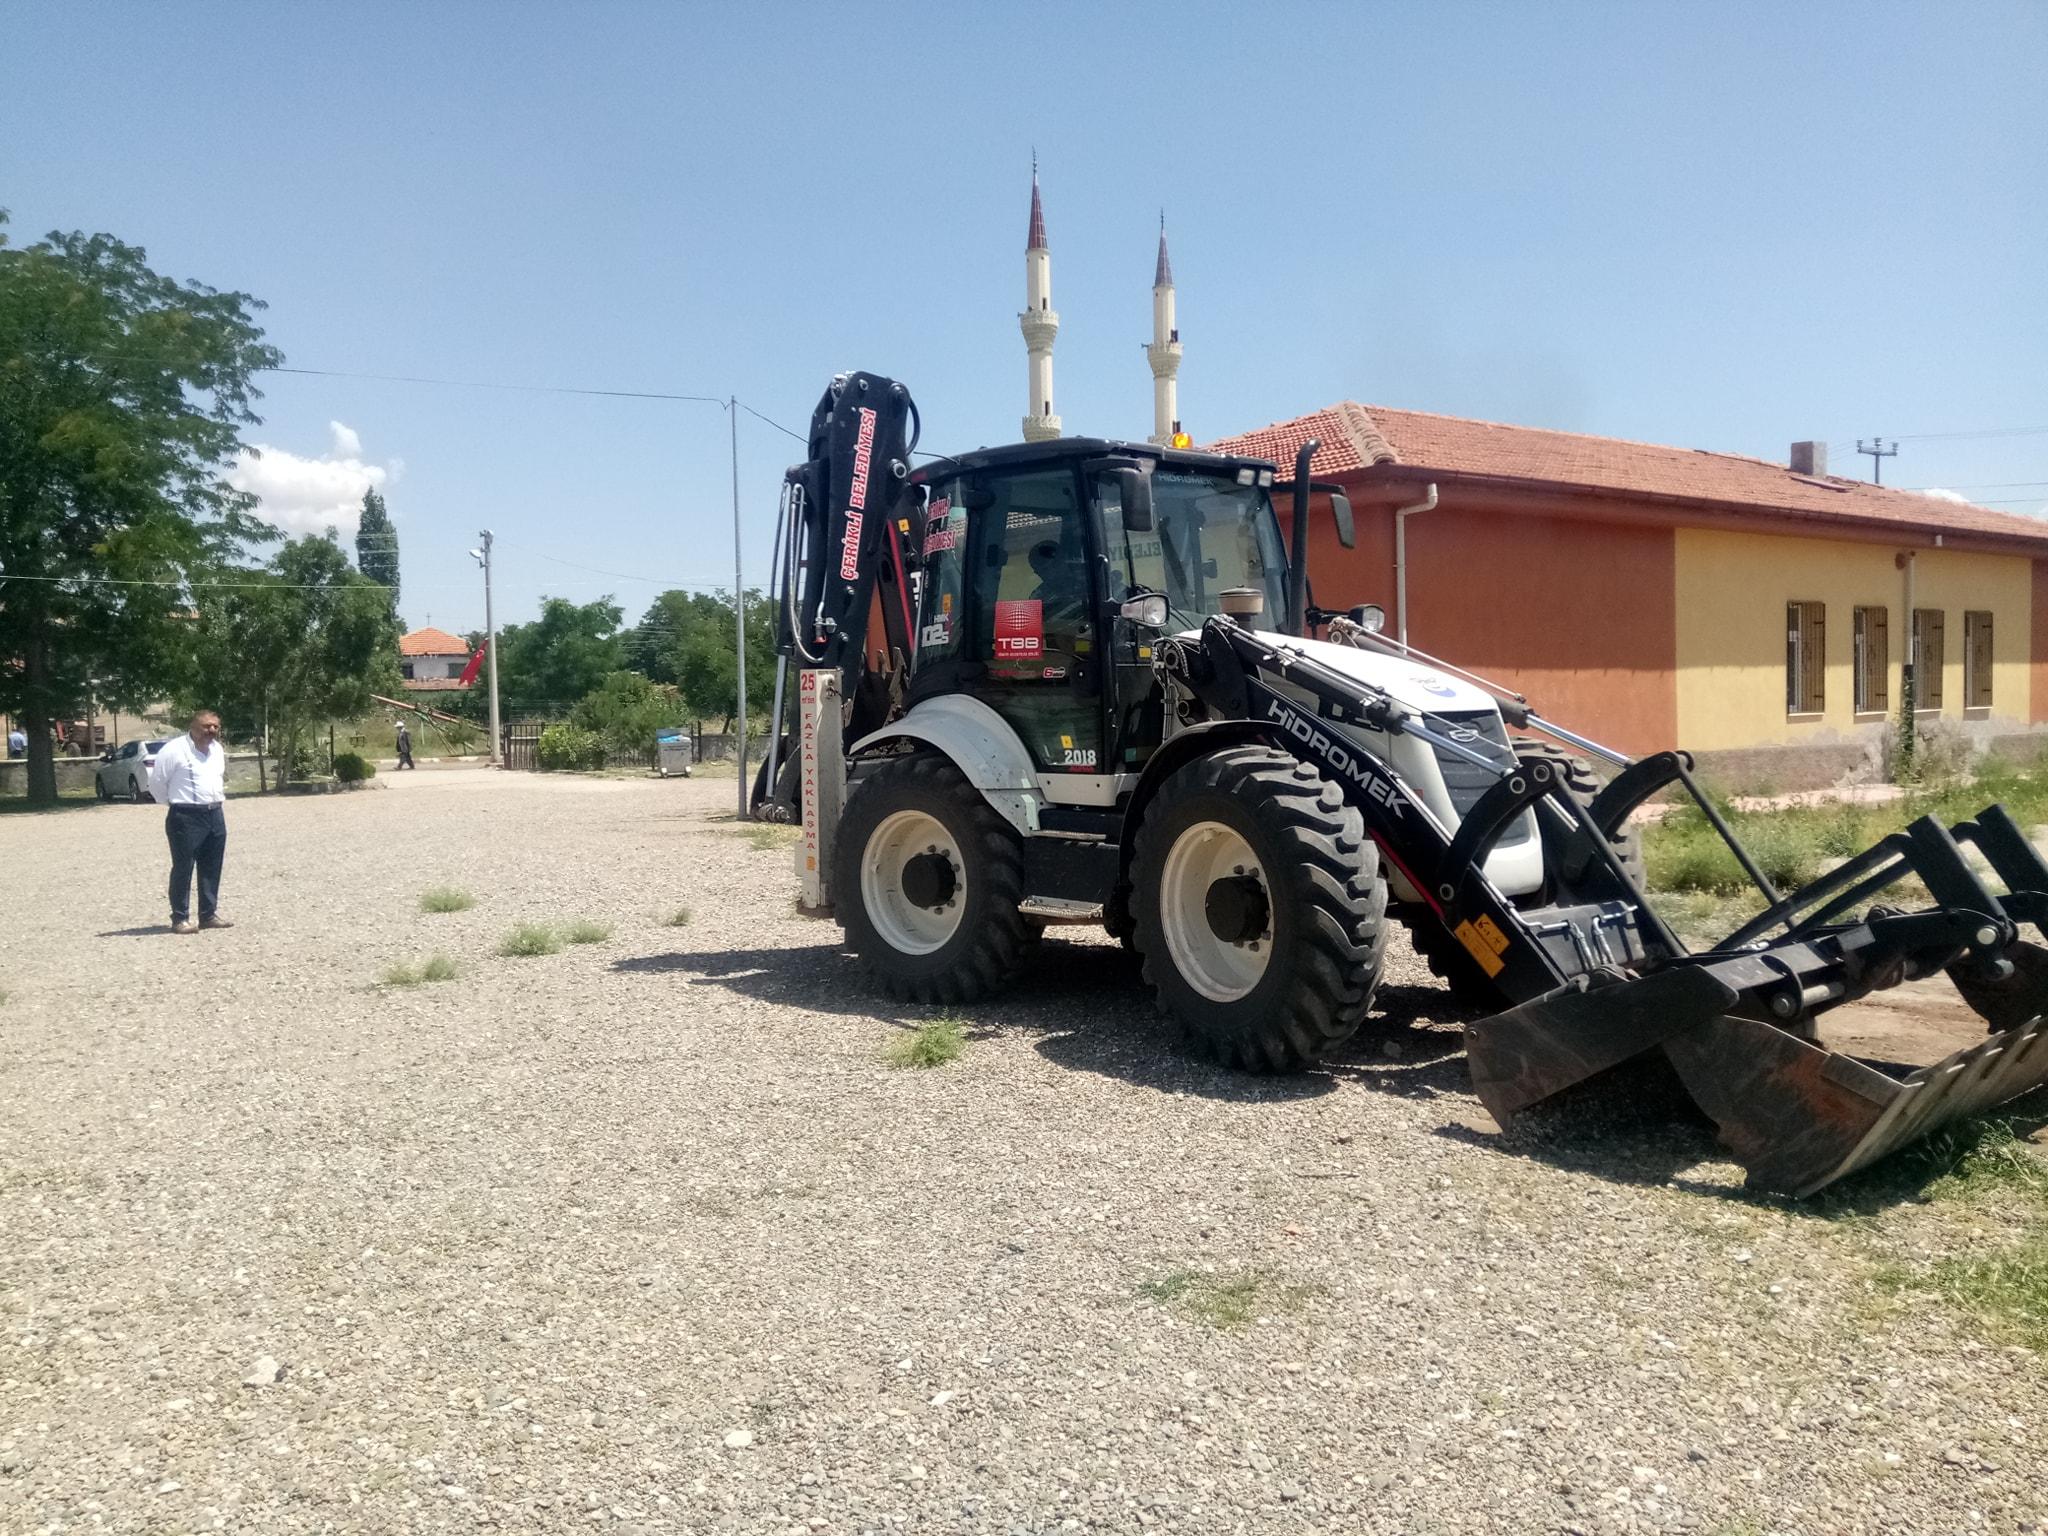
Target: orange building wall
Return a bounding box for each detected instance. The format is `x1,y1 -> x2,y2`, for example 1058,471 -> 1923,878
1282,491 -> 1678,756
2032,559 -> 2048,725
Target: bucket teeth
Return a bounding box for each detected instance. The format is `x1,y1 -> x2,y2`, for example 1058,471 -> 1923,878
1469,967 -> 2048,1197
1667,1011 -> 2048,1196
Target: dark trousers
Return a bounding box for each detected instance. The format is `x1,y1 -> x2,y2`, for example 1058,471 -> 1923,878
166,804 -> 227,922
398,744 -> 415,768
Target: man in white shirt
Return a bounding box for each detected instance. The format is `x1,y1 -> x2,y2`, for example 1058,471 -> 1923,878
148,709 -> 235,935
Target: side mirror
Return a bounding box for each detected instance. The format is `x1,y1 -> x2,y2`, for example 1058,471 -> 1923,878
1330,489 -> 1356,550
1119,592 -> 1169,628
1117,467 -> 1153,532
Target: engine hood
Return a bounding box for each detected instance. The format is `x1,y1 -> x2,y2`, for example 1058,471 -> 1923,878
1171,627 -> 1500,717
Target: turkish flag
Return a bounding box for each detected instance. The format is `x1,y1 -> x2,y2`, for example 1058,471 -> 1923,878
457,647 -> 486,687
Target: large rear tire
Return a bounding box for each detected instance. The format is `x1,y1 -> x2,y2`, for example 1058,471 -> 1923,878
1132,746 -> 1388,1072
836,753 -> 1032,1005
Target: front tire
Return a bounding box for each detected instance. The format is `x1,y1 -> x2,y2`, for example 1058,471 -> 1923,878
1513,741 -> 1644,895
1132,746 -> 1389,1072
836,753 -> 1032,1005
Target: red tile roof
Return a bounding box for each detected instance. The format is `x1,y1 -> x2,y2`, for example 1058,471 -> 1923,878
400,626 -> 469,658
1209,404 -> 2048,549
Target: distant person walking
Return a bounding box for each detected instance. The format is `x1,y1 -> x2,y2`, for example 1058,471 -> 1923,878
396,721 -> 415,770
6,725 -> 23,758
149,709 -> 233,935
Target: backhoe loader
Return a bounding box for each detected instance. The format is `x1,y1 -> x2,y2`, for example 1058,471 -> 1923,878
750,371 -> 2048,1197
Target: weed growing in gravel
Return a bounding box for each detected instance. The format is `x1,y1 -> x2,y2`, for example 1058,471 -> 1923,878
886,1015 -> 965,1069
498,924 -> 562,957
667,908 -> 693,927
1137,1267 -> 1312,1329
1876,1237 -> 2048,1352
420,887 -> 475,914
565,919 -> 613,945
381,954 -> 459,987
740,824 -> 800,852
1856,1116 -> 2048,1207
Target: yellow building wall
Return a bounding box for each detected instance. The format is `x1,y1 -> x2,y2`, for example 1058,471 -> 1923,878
1674,528 -> 2033,752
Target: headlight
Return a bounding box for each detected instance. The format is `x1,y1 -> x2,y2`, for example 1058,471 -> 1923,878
1353,603 -> 1386,633
1119,594 -> 1169,628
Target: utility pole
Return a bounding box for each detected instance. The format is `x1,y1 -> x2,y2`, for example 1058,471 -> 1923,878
471,531 -> 502,767
730,397 -> 748,818
1857,437 -> 1898,485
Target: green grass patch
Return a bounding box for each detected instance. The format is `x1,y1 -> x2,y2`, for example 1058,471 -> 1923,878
885,1015 -> 965,1069
1876,1237 -> 2048,1352
497,923 -> 562,958
564,919 -> 613,945
666,907 -> 693,927
1645,760 -> 2048,910
1136,1267 -> 1312,1330
380,953 -> 459,987
419,886 -> 475,914
739,823 -> 800,852
1897,1116 -> 2048,1204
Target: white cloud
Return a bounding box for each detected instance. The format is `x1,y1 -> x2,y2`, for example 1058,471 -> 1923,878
229,422 -> 396,539
1917,487 -> 1972,505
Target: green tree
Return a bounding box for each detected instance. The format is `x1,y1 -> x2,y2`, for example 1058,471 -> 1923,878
493,596 -> 624,716
674,589 -> 775,728
0,214 -> 281,802
571,670 -> 684,756
354,487 -> 399,619
184,535 -> 400,784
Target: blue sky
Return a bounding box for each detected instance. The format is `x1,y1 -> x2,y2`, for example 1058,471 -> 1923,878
5,1 -> 2044,633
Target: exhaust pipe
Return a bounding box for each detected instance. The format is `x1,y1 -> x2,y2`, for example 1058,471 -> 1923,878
1287,440 -> 1317,636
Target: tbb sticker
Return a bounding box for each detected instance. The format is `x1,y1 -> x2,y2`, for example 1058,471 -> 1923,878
994,599 -> 1043,660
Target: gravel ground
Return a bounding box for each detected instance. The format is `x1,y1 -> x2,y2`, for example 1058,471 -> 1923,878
3,764 -> 2046,1535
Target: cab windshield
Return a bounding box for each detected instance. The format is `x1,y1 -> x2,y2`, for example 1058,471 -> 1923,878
1099,469 -> 1289,631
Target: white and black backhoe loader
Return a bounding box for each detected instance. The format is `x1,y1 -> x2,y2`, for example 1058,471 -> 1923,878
752,371 -> 2048,1197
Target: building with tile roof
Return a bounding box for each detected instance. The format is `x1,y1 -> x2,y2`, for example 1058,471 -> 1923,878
398,626 -> 473,691
1208,405 -> 2048,784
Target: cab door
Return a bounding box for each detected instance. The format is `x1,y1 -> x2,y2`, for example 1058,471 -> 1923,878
952,466 -> 1106,775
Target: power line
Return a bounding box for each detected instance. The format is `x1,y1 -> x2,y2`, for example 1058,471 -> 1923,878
261,364 -> 809,442
1903,480 -> 2048,491
1830,426 -> 2048,451
737,400 -> 805,444
266,365 -> 727,407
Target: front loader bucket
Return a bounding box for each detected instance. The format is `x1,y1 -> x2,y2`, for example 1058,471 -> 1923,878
1468,970 -> 2048,1197
1664,1012 -> 2048,1196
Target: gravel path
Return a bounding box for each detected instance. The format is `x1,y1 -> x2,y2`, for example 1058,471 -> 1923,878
3,765 -> 2045,1535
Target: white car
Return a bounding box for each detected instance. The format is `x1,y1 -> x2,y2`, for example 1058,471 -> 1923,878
96,738 -> 169,802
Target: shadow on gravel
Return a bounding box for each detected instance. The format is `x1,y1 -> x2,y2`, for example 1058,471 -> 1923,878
96,925 -> 171,939
1433,1055 -> 1727,1192
621,935 -> 1479,1106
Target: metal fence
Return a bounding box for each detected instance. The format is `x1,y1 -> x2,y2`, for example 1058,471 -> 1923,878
498,720 -> 658,773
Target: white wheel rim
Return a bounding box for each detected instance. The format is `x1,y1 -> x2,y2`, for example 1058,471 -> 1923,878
861,809 -> 965,956
1158,820 -> 1272,1002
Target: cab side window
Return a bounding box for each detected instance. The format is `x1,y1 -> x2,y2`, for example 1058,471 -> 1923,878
970,469 -> 1091,675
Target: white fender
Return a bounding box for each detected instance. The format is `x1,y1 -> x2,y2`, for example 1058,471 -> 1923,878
849,694 -> 1042,834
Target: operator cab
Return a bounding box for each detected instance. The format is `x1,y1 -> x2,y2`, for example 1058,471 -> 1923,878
910,439 -> 1287,787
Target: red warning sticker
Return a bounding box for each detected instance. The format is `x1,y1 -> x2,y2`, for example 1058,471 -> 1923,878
994,599 -> 1043,660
